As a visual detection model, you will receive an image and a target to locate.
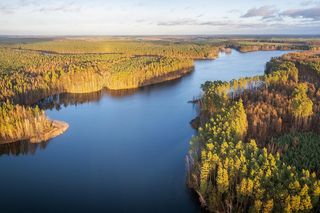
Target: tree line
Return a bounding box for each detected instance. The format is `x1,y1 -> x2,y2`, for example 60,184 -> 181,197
0,47 -> 196,103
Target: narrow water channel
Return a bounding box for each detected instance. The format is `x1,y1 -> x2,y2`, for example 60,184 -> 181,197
0,50 -> 291,213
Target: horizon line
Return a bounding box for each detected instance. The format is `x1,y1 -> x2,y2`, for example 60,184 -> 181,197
1,33 -> 320,38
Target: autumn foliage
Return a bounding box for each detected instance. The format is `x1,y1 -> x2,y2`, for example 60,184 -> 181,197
0,39 -> 218,143
188,51 -> 320,212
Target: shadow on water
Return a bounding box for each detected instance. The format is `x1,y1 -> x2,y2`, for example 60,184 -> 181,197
37,71 -> 194,110
0,50 -> 294,213
1,70 -> 195,156
0,140 -> 50,156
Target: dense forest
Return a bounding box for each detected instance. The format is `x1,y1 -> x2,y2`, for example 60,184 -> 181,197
187,51 -> 320,212
0,101 -> 67,144
1,39 -> 320,210
0,38 -> 318,144
225,38 -> 320,53
7,39 -> 218,58
0,39 -> 219,143
229,42 -> 310,53
0,47 -> 196,103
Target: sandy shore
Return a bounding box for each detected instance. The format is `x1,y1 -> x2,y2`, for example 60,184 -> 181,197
29,120 -> 69,143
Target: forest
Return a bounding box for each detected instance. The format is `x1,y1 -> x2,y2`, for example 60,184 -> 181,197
7,39 -> 218,58
0,37 -> 319,144
187,50 -> 320,212
0,47 -> 197,103
0,101 -> 67,144
0,36 -> 320,211
0,38 -> 219,143
226,38 -> 320,53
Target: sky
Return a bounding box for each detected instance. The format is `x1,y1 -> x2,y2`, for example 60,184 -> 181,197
0,0 -> 320,35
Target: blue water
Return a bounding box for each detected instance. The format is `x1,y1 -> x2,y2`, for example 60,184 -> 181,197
0,50 -> 291,213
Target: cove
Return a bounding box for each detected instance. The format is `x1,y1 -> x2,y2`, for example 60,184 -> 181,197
0,50 -> 291,213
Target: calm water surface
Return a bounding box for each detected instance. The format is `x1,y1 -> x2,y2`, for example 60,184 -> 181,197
0,50 -> 291,213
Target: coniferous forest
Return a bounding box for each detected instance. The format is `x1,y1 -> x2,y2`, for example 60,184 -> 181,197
187,50 -> 320,212
0,39 -> 218,143
3,0 -> 320,212
0,36 -> 320,212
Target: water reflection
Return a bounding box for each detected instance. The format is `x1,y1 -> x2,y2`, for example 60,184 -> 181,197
0,140 -> 50,156
37,74 -> 192,110
37,88 -> 139,110
2,73 -> 192,156
0,50 -> 292,213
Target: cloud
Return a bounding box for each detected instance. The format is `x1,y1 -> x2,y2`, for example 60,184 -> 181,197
198,21 -> 232,26
241,6 -> 278,18
134,2 -> 146,7
0,5 -> 17,14
36,2 -> 81,13
281,7 -> 320,20
228,9 -> 241,14
157,19 -> 234,27
242,5 -> 320,21
300,0 -> 320,6
157,19 -> 266,29
0,1 -> 32,14
0,0 -> 80,14
155,15 -> 320,34
19,0 -> 37,7
263,16 -> 284,22
157,19 -> 197,26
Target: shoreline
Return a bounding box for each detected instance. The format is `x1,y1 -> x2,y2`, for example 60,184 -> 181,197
107,67 -> 194,91
0,120 -> 69,145
0,49 -> 299,145
29,120 -> 69,143
7,66 -> 197,104
0,66 -> 194,145
234,46 -> 306,53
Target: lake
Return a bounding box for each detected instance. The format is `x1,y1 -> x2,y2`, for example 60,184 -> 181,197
0,50 -> 291,213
